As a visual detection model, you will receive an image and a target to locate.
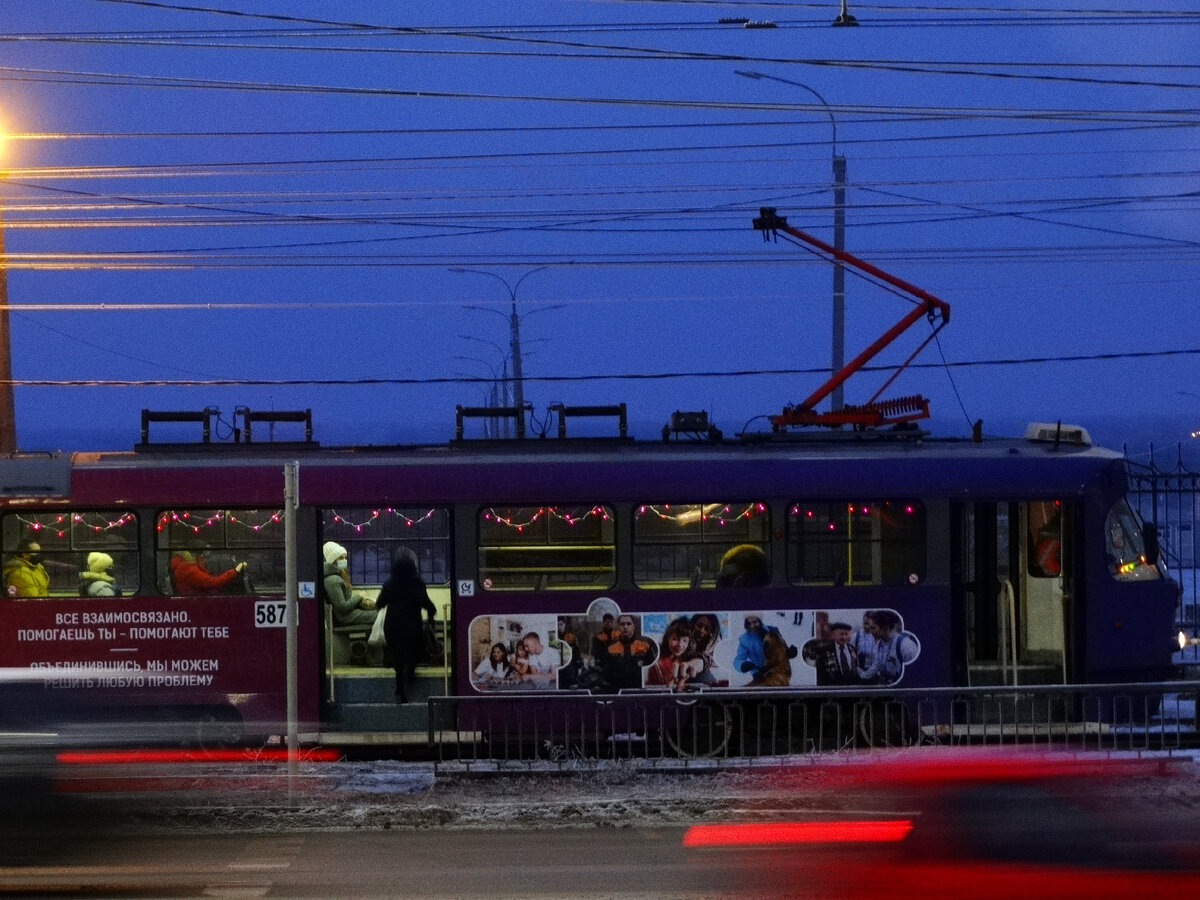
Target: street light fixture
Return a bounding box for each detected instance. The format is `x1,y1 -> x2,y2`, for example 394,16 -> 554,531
736,70 -> 849,413
457,332 -> 510,380
451,266 -> 563,432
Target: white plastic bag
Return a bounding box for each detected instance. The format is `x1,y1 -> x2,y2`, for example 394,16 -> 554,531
368,605 -> 387,648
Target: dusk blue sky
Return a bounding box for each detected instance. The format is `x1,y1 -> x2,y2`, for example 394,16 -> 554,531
2,1 -> 1197,462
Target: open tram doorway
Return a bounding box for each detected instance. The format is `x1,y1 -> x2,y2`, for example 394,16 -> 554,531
957,500 -> 1072,686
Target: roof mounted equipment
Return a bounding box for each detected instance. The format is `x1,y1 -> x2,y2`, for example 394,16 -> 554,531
1025,422 -> 1092,447
753,207 -> 950,430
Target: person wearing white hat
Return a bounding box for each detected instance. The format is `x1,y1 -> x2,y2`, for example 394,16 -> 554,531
321,541 -> 377,626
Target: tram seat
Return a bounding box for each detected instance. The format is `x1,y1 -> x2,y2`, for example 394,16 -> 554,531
325,604 -> 371,667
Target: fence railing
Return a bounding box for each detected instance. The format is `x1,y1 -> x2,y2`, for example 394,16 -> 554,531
1126,451 -> 1200,666
429,682 -> 1199,771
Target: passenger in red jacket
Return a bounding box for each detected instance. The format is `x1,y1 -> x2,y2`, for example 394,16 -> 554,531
169,549 -> 245,595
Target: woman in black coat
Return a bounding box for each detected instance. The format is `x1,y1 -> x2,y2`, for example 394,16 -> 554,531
376,547 -> 437,703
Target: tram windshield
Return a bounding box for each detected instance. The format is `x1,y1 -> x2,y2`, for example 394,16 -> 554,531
1106,498 -> 1162,581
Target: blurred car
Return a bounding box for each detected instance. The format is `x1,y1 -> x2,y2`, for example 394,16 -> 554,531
683,749 -> 1200,899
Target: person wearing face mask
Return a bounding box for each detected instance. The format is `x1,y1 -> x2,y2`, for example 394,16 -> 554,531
4,540 -> 50,597
79,551 -> 122,597
321,541 -> 377,626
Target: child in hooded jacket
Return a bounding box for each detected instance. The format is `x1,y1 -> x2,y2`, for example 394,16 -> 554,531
79,551 -> 121,597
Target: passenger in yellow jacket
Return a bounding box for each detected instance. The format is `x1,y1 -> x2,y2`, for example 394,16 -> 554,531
3,541 -> 50,597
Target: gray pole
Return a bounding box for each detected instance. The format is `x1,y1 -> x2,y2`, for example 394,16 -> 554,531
0,212 -> 16,452
499,356 -> 511,438
735,71 -> 846,414
284,461 -> 299,795
509,298 -> 525,436
832,153 -> 847,413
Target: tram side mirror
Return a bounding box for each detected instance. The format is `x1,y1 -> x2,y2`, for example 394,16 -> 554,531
1143,523 -> 1160,565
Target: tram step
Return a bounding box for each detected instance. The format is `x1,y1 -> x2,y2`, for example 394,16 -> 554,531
330,671 -> 447,704
966,664 -> 1065,687
328,700 -> 431,733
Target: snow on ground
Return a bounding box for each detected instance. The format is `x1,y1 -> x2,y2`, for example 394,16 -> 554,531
112,750 -> 1200,835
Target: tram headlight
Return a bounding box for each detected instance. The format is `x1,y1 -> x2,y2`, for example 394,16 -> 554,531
1178,631 -> 1200,650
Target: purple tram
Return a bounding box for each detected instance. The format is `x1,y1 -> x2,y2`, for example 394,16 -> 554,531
0,415 -> 1179,748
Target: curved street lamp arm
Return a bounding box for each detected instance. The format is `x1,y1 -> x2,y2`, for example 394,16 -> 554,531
734,70 -> 837,155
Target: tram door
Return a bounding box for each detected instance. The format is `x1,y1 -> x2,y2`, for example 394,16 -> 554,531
958,500 -> 1072,685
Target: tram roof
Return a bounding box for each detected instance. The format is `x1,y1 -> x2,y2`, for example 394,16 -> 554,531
41,427 -> 1129,508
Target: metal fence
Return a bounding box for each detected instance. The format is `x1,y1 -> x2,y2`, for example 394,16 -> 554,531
429,682 -> 1199,771
1127,450 -> 1200,666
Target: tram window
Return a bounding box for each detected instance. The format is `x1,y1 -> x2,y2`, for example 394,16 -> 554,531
478,505 -> 615,591
1027,501 -> 1064,578
156,508 -> 285,595
2,511 -> 139,597
321,507 -> 451,586
787,501 -> 925,586
1105,499 -> 1161,581
633,502 -> 769,588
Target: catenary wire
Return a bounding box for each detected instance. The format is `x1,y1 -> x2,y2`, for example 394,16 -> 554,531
6,347 -> 1200,388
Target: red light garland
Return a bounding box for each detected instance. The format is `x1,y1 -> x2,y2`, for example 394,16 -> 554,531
482,506 -> 611,530
328,508 -> 440,532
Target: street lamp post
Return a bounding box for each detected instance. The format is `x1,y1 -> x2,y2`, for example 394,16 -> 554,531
453,267 -> 562,434
736,70 -> 848,413
0,133 -> 15,452
457,335 -> 511,398
0,215 -> 15,452
455,337 -> 512,437
453,356 -> 507,437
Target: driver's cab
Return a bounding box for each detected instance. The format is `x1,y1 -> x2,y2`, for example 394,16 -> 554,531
958,492 -> 1176,687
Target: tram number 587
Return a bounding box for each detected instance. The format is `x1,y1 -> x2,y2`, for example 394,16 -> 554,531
254,600 -> 292,628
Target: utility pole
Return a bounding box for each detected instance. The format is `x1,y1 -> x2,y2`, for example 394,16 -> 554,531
736,71 -> 848,412
507,295 -> 527,418
0,213 -> 16,452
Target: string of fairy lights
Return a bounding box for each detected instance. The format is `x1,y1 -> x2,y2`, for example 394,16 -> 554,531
5,502 -> 927,561
13,511 -> 138,539
481,506 -> 613,531
4,506 -> 447,549
8,502 -> 918,540
325,508 -> 442,532
637,503 -> 766,526
155,509 -> 285,536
